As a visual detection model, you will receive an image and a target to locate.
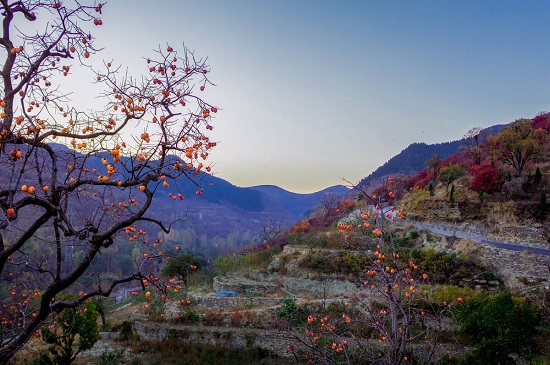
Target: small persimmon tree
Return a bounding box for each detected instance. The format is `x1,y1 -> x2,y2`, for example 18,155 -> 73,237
0,1 -> 218,363
161,253 -> 201,288
281,178 -> 453,365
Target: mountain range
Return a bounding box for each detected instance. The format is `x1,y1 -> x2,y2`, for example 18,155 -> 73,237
147,173 -> 350,250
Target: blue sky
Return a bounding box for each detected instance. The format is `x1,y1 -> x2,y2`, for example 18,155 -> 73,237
85,1 -> 550,192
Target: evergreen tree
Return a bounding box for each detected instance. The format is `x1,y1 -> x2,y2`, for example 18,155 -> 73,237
449,184 -> 456,207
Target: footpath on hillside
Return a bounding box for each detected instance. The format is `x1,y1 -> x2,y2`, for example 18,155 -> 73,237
406,219 -> 550,256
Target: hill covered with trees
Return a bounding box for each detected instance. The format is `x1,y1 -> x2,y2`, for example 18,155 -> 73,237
360,124 -> 508,186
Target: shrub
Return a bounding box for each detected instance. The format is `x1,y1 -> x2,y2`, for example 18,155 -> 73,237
410,248 -> 485,285
502,176 -> 529,197
406,170 -> 431,190
470,163 -> 501,193
290,220 -> 310,234
98,349 -> 125,365
182,308 -> 202,324
278,298 -> 299,324
303,252 -> 327,270
425,285 -> 478,307
39,301 -> 99,365
213,255 -> 247,276
456,292 -> 540,364
119,321 -> 135,342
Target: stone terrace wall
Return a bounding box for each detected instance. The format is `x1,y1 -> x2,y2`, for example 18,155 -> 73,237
213,276 -> 279,296
132,321 -> 291,357
188,293 -> 283,310
475,243 -> 550,291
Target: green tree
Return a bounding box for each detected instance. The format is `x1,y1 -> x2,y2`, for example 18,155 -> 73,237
278,298 -> 299,324
456,291 -> 540,365
488,119 -> 548,175
161,253 -> 201,287
449,184 -> 455,207
39,301 -> 99,365
91,298 -> 107,327
439,164 -> 465,191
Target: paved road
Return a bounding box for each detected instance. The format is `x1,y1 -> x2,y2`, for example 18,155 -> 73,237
407,221 -> 550,256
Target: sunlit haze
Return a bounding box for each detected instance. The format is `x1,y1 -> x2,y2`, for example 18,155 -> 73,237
52,1 -> 550,193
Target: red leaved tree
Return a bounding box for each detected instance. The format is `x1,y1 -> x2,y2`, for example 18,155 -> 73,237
0,1 -> 218,362
470,162 -> 501,194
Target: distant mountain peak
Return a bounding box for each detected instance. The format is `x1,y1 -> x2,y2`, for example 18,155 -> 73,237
250,184 -> 349,196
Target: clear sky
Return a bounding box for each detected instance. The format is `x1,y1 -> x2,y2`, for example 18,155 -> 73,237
80,1 -> 550,193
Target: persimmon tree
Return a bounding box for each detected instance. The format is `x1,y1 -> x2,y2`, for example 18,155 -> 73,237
160,253 -> 200,288
0,1 -> 218,363
282,179 -> 453,365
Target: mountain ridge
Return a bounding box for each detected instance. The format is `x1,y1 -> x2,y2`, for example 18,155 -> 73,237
360,124 -> 508,185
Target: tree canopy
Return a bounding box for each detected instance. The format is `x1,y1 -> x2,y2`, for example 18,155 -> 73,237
488,119 -> 547,175
161,253 -> 202,287
439,163 -> 465,190
456,292 -> 539,365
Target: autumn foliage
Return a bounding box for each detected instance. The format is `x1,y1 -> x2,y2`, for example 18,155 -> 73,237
470,162 -> 501,193
532,112 -> 550,132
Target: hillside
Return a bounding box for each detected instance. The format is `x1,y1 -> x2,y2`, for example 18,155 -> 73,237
11,117 -> 550,365
360,124 -> 507,185
72,193 -> 550,365
146,180 -> 349,256
373,115 -> 550,245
